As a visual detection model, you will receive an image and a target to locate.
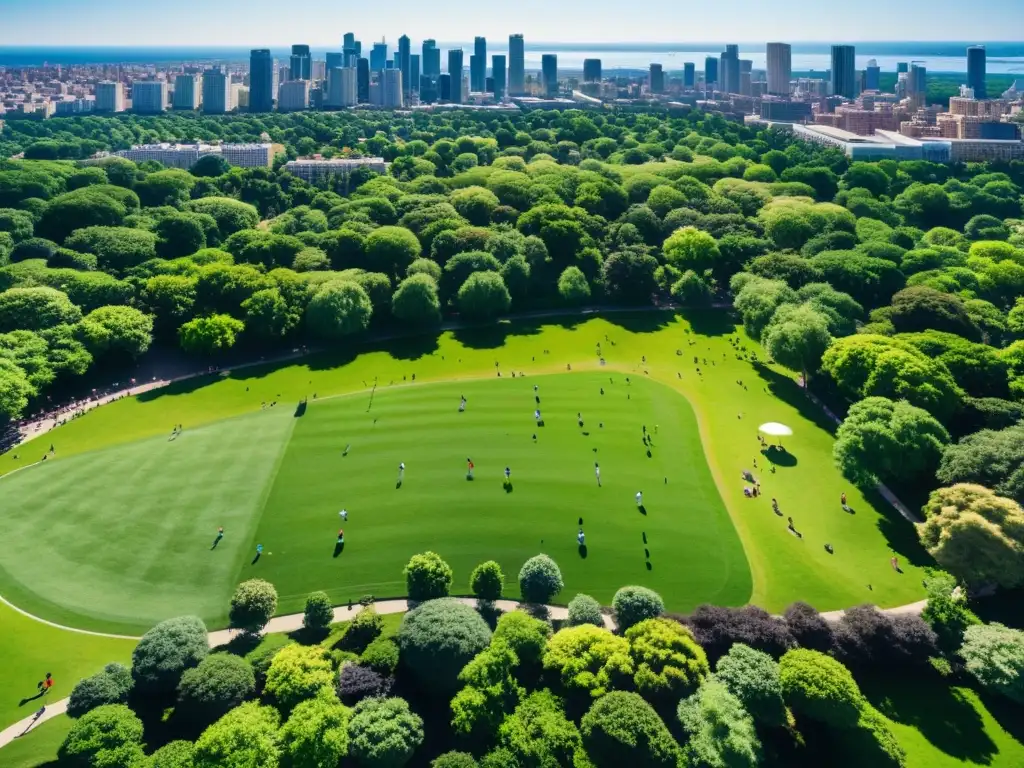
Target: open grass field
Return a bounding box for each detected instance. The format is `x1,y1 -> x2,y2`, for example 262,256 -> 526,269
0,311 -> 930,638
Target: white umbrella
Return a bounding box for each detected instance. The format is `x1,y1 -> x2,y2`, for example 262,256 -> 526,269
758,422 -> 793,437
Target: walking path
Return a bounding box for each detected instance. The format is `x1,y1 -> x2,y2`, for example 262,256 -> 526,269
0,594 -> 926,750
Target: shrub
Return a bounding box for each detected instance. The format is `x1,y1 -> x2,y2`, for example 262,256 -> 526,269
144,740 -> 194,768
580,691 -> 681,768
404,551 -> 454,601
714,643 -> 787,726
398,598 -> 492,693
347,697 -> 425,768
58,704 -> 145,768
432,752 -> 479,768
625,618 -> 709,703
131,615 -> 209,695
470,560 -> 505,601
229,579 -> 279,634
343,607 -> 384,652
337,662 -> 392,705
778,648 -> 865,728
677,679 -> 762,768
680,604 -> 797,664
67,663 -> 133,718
543,624 -> 633,698
567,594 -> 605,627
854,706 -> 908,767
303,591 -> 334,632
783,601 -> 834,652
264,644 -> 335,712
518,554 -> 563,604
612,586 -> 665,630
498,689 -> 587,767
960,623 -> 1024,704
247,644 -> 284,692
192,701 -> 280,768
279,693 -> 350,768
493,610 -> 552,666
360,638 -> 400,676
451,639 -> 524,737
833,604 -> 939,670
921,572 -> 981,655
177,653 -> 256,722
480,748 -> 520,768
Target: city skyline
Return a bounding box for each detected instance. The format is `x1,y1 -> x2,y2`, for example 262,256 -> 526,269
3,0 -> 1024,46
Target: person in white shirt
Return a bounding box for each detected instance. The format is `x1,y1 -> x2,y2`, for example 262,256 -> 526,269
636,491 -> 643,507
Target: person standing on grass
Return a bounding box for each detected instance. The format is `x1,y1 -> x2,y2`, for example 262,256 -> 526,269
595,462 -> 601,487
338,529 -> 345,544
216,526 -> 224,543
467,458 -> 474,479
339,509 -> 348,521
505,466 -> 512,483
398,462 -> 405,483
577,529 -> 585,546
636,491 -> 643,507
42,673 -> 53,696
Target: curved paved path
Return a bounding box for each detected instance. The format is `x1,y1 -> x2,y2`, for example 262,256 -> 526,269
0,595 -> 925,750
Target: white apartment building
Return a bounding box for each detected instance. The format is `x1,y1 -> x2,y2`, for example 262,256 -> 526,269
173,74 -> 202,110
114,143 -> 274,169
325,67 -> 358,108
95,81 -> 125,112
202,67 -> 232,114
369,69 -> 403,108
132,81 -> 167,113
219,143 -> 274,167
278,80 -> 310,112
283,156 -> 387,182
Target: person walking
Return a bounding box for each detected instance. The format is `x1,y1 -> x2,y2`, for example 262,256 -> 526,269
635,491 -> 643,507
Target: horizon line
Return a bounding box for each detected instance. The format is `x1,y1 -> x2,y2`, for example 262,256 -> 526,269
2,39 -> 1021,47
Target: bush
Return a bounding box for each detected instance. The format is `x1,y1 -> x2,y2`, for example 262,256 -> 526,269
177,653 -> 256,722
680,604 -> 797,664
714,643 -> 787,726
833,604 -> 939,670
58,704 -> 145,768
855,706 -> 908,767
518,554 -> 564,604
360,638 -> 400,676
470,560 -> 504,601
612,586 -> 665,630
778,648 -> 865,728
497,689 -> 587,767
580,691 -> 681,767
542,624 -> 633,698
451,639 -> 524,737
192,701 -> 280,768
493,610 -> 552,666
67,663 -> 133,718
398,598 -> 492,693
960,623 -> 1024,704
677,679 -> 762,768
783,601 -> 834,652
303,591 -> 334,632
247,645 -> 284,692
229,579 -> 278,633
337,661 -> 392,705
264,644 -> 335,712
347,697 -> 425,768
922,572 -> 981,655
279,693 -> 350,768
404,551 -> 454,601
567,594 -> 605,627
131,615 -> 209,695
343,607 -> 384,652
432,752 -> 479,768
144,740 -> 194,768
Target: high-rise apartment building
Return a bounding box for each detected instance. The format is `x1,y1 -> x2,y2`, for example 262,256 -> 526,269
683,62 -> 695,88
472,37 -> 487,92
371,42 -> 388,72
370,68 -> 403,108
649,64 -> 665,94
325,67 -> 358,107
173,74 -> 201,110
704,56 -> 718,89
509,34 -> 525,96
447,49 -> 464,103
907,63 -> 927,101
132,81 -> 166,113
439,73 -> 452,101
95,81 -> 125,113
326,52 -> 344,72
721,44 -> 740,94
583,59 -> 602,83
422,40 -> 440,79
967,45 -> 986,99
398,36 -> 411,96
766,42 -> 791,96
357,58 -> 370,103
202,67 -> 232,113
831,45 -> 856,98
740,59 -> 753,96
865,59 -> 880,91
410,55 -> 420,98
249,49 -> 275,113
343,33 -> 360,66
278,80 -> 310,111
492,54 -> 507,99
542,54 -> 558,98
290,45 -> 311,81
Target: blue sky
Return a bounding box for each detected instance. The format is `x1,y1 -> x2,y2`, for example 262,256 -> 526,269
2,0 -> 1023,46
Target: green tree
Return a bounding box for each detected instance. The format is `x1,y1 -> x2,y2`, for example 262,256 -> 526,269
131,615 -> 209,695
265,644 -> 335,713
714,644 -> 787,727
303,591 -> 334,632
763,303 -> 833,381
493,610 -> 552,667
135,169 -> 196,208
67,663 -> 133,719
921,571 -> 981,655
178,313 -> 245,354
457,271 -> 511,321
0,356 -> 34,420
145,741 -> 194,768
78,305 -> 153,358
778,649 -> 865,728
243,288 -> 299,340
960,623 -> 1024,704
0,286 -> 82,332
567,594 -> 605,627
155,212 -> 208,259
404,551 -> 454,600
65,226 -> 158,272
626,618 -> 709,703
498,690 -> 589,768
580,691 -> 681,768
677,679 -> 762,768
518,554 -> 564,604
38,188 -> 129,243
364,226 -> 421,278
612,586 -> 665,630
469,560 -> 504,601
398,598 -> 492,693
451,639 -> 525,737
663,226 -> 721,272
229,579 -> 279,633
178,654 -> 257,722
279,692 -> 350,768
142,275 -> 198,332
193,702 -> 281,768
188,197 -> 261,237
936,422 -> 1024,503
557,265 -> 591,305
391,273 -> 441,326
347,697 -> 425,767
543,625 -> 633,699
58,704 -> 145,768
732,276 -> 797,341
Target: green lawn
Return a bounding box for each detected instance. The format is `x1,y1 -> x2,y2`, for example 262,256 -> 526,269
0,601 -> 134,730
0,714 -> 72,768
0,311 -> 929,637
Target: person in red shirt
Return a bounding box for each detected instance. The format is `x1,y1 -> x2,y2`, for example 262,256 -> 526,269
337,529 -> 344,544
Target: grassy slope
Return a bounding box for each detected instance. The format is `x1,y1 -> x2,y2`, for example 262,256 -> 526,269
0,601 -> 134,730
253,373 -> 751,615
0,312 -> 928,629
0,715 -> 72,768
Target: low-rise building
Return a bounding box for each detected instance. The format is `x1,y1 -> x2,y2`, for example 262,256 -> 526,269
283,156 -> 387,183
115,142 -> 274,169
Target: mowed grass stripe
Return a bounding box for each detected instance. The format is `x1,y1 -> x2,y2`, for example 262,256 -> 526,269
0,410 -> 296,633
248,373 -> 751,614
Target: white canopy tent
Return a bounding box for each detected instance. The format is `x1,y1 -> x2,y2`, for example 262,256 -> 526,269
758,422 -> 793,448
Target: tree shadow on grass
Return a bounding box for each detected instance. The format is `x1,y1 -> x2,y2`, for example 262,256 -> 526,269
977,687 -> 1024,745
972,588 -> 1024,629
452,319 -> 545,350
136,373 -> 224,402
750,363 -> 840,435
377,332 -> 441,361
287,626 -> 330,646
601,309 -> 674,334
865,485 -> 934,569
210,630 -> 262,656
858,674 -> 998,764
678,307 -> 736,337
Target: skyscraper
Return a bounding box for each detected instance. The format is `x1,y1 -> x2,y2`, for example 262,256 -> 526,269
370,42 -> 388,72
439,73 -> 452,101
249,49 -> 275,112
398,35 -> 411,96
472,37 -> 487,92
326,66 -> 357,107
509,34 -> 525,96
830,44 -> 856,98
132,81 -> 166,113
447,49 -> 464,103
908,63 -> 927,101
343,34 -> 360,66
649,64 -> 665,94
583,58 -> 602,83
173,74 -> 201,110
343,32 -> 355,51
766,42 -> 791,96
897,62 -> 909,74
410,55 -> 420,99
683,62 -> 695,88
492,54 -> 507,99
967,45 -> 987,99
357,58 -> 370,103
721,44 -> 739,94
202,67 -> 231,114
326,52 -> 343,72
704,56 -> 718,89
290,45 -> 311,81
422,39 -> 440,79
865,59 -> 881,91
542,54 -> 558,98
740,59 -> 753,96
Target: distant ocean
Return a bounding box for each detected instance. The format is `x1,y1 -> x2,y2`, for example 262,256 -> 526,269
3,42 -> 1024,74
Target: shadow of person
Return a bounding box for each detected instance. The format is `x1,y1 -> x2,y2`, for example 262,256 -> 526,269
642,531 -> 647,544
396,480 -> 402,489
504,482 -> 514,494
211,537 -> 222,550
645,561 -> 653,570
333,541 -> 345,558
18,691 -> 44,707
251,553 -> 261,564
578,544 -> 588,559
638,504 -> 647,515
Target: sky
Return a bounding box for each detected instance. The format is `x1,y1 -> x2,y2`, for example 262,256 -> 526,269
2,0 -> 1023,46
